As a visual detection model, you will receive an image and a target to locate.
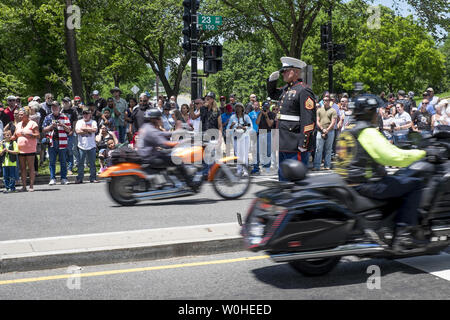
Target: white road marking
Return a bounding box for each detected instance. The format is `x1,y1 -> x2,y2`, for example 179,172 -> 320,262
397,252 -> 450,282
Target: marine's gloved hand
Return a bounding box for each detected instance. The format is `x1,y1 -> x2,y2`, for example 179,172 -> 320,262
269,71 -> 280,82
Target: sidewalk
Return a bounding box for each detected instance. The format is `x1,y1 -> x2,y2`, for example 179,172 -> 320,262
10,173 -> 105,187
0,223 -> 243,273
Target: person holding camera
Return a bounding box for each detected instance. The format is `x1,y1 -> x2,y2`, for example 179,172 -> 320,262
227,103 -> 252,176
392,102 -> 412,145
248,100 -> 262,174
312,96 -> 337,171
0,130 -> 19,193
42,102 -> 72,185
256,101 -> 275,173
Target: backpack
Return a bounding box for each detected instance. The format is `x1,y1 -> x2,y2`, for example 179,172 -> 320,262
0,141 -> 17,164
110,146 -> 142,165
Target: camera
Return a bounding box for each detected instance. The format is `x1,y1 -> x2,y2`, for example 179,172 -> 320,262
262,102 -> 270,112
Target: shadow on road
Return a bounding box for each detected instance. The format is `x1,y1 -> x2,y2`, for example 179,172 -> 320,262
251,258 -> 424,289
34,188 -> 61,192
110,196 -> 255,208
9,188 -> 61,193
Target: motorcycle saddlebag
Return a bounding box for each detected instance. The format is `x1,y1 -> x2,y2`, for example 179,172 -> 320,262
110,147 -> 142,165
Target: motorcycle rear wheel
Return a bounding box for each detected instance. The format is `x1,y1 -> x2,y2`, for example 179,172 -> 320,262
108,175 -> 139,206
288,257 -> 341,276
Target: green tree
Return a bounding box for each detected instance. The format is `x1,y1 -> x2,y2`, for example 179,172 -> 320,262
339,13 -> 445,94
439,37 -> 450,91
0,0 -> 69,98
206,36 -> 276,102
401,0 -> 450,39
216,0 -> 333,58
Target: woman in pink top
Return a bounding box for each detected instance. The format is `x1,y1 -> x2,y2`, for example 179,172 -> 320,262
12,107 -> 40,192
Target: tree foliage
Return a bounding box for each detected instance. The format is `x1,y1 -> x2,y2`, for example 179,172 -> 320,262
339,12 -> 445,94
0,0 -> 447,102
206,36 -> 277,102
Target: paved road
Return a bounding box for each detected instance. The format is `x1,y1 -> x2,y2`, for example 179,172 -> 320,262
0,169 -> 400,241
0,176 -> 275,241
0,250 -> 449,300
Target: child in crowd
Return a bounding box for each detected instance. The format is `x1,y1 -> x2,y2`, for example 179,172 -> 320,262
0,130 -> 19,193
100,108 -> 116,132
98,138 -> 117,172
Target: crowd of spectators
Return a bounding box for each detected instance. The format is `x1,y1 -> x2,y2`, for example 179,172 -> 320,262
311,88 -> 450,171
1,86 -> 449,192
378,88 -> 450,145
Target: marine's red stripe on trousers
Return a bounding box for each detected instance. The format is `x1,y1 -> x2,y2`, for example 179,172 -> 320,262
297,152 -> 302,162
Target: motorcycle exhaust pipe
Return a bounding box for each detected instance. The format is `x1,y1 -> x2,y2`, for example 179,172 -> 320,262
270,243 -> 385,262
134,187 -> 181,199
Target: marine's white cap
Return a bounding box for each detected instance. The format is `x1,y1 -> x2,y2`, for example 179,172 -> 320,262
280,57 -> 306,69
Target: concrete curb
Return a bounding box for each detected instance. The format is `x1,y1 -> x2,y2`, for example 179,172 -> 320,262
0,223 -> 245,273
13,174 -> 106,186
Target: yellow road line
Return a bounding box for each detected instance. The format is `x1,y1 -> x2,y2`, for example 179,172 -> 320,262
0,255 -> 270,286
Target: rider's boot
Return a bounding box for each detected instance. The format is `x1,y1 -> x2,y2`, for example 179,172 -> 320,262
177,166 -> 201,192
392,224 -> 428,252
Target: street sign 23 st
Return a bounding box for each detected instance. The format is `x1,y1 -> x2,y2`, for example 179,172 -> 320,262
198,15 -> 222,26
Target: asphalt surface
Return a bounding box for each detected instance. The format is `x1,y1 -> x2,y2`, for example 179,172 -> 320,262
1,251 -> 449,300
0,177 -> 271,241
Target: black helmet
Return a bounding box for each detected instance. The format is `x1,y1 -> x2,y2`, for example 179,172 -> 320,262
351,94 -> 381,121
143,108 -> 162,121
280,159 -> 307,182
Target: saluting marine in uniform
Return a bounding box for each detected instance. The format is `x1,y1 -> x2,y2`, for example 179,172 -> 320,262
267,57 -> 317,181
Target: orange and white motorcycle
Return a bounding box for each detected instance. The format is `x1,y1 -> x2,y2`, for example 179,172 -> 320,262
99,132 -> 251,206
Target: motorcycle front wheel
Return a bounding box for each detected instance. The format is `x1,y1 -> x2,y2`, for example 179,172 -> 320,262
288,257 -> 341,276
108,175 -> 139,206
212,164 -> 251,200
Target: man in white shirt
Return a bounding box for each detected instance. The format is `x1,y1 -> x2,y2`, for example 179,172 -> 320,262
393,102 -> 412,145
75,109 -> 98,183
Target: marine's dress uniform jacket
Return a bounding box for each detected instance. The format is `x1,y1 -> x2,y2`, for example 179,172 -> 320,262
267,79 -> 316,153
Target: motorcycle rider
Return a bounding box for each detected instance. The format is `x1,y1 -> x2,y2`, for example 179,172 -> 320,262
137,108 -> 194,189
335,94 -> 428,252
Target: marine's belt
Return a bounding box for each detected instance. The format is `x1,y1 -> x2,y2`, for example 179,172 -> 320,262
279,114 -> 300,121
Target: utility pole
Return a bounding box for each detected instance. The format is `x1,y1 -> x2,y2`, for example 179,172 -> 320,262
327,4 -> 333,94
190,0 -> 198,100
321,2 -> 345,93
183,0 -> 199,100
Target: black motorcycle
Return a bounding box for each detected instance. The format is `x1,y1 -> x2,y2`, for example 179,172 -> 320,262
239,128 -> 450,276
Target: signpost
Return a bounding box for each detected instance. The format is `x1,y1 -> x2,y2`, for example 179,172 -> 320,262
130,85 -> 140,95
131,85 -> 140,99
183,5 -> 224,99
197,15 -> 222,26
202,24 -> 218,31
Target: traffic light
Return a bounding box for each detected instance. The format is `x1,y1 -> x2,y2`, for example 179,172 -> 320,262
182,0 -> 192,52
333,44 -> 346,61
320,23 -> 331,50
203,45 -> 223,74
